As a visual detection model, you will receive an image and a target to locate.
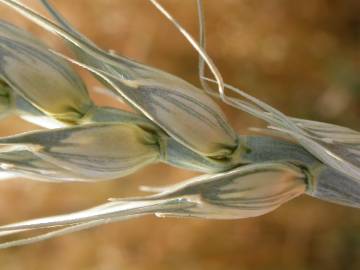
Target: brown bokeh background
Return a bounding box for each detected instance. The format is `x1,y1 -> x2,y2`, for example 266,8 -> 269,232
0,0 -> 360,269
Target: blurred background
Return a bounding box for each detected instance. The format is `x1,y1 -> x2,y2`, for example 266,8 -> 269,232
0,0 -> 359,269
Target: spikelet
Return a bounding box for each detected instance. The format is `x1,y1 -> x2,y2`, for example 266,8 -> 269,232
0,19 -> 93,126
0,123 -> 160,179
2,0 -> 238,158
0,162 -> 306,248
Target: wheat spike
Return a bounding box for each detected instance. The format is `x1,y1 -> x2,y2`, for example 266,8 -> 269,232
0,0 -> 357,249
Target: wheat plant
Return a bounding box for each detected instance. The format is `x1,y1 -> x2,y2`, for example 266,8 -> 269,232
0,0 -> 358,248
